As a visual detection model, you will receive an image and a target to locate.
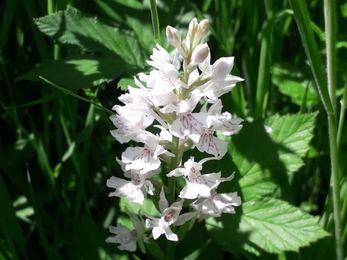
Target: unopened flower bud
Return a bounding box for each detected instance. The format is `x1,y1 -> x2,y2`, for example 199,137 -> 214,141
186,18 -> 198,50
166,26 -> 181,48
166,25 -> 187,57
187,18 -> 199,38
197,19 -> 209,38
191,43 -> 210,65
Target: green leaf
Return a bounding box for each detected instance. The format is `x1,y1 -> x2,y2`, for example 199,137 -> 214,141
18,54 -> 138,91
271,64 -> 319,106
71,215 -> 123,260
19,7 -> 147,90
341,2 -> 347,17
117,77 -> 134,91
94,0 -> 154,54
231,113 -> 316,201
146,239 -> 165,260
206,198 -> 330,256
119,197 -> 159,217
176,222 -> 218,260
265,114 -> 316,158
34,7 -> 145,67
13,196 -> 34,224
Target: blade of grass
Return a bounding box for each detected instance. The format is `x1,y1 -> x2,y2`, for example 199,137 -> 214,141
201,0 -> 212,12
0,100 -> 57,197
73,94 -> 97,221
22,0 -> 51,61
341,181 -> 347,244
254,24 -> 271,118
338,79 -> 347,243
0,175 -> 22,260
242,0 -> 260,116
255,10 -> 292,118
150,0 -> 161,45
337,78 -> 347,154
26,166 -> 61,260
23,0 -> 54,160
229,64 -> 246,118
287,0 -> 333,113
39,77 -> 114,115
0,0 -> 18,53
1,0 -> 20,137
299,82 -> 310,114
6,91 -> 63,109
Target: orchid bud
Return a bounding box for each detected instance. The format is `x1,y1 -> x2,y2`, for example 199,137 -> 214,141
166,25 -> 187,57
191,43 -> 210,65
186,18 -> 198,50
191,19 -> 209,50
187,18 -> 198,38
166,26 -> 181,48
197,19 -> 209,38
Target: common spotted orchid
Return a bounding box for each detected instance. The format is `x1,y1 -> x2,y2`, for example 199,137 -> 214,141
106,17 -> 243,252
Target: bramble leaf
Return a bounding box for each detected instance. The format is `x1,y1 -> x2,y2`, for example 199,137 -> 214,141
271,63 -> 319,106
230,113 -> 316,201
18,54 -> 138,90
19,7 -> 146,90
207,198 -> 330,256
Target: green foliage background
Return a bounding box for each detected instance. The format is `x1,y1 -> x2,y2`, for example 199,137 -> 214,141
1,0 -> 346,259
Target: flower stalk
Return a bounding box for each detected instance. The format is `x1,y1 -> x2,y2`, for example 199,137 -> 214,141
324,0 -> 343,259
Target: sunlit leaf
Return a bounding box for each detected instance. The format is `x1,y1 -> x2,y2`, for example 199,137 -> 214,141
18,54 -> 139,91
19,7 -> 146,90
34,6 -> 145,67
207,198 -> 330,256
230,113 -> 316,201
272,64 -> 319,106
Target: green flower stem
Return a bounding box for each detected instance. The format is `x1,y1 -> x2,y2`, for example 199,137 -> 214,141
289,1 -> 343,258
46,0 -> 61,60
165,136 -> 181,260
324,0 -> 337,112
324,0 -> 343,258
327,113 -> 343,260
47,0 -> 54,15
337,79 -> 347,153
150,0 -> 161,45
341,181 -> 347,244
337,80 -> 347,245
167,136 -> 180,205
